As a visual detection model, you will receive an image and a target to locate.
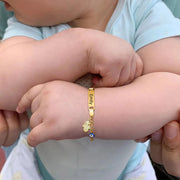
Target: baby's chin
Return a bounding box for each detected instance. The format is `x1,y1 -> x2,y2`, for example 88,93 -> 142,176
15,16 -> 61,27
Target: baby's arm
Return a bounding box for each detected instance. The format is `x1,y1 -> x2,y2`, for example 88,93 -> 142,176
137,37 -> 180,75
94,72 -> 180,140
0,40 -> 29,147
0,28 -> 142,110
16,72 -> 180,146
96,37 -> 180,139
0,28 -> 88,110
16,36 -> 180,145
96,36 -> 180,139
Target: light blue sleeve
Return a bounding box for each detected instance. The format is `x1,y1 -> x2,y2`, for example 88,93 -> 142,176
3,16 -> 43,41
134,0 -> 180,51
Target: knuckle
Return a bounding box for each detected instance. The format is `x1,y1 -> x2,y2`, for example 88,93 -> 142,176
163,142 -> 178,152
43,87 -> 51,95
42,88 -> 55,100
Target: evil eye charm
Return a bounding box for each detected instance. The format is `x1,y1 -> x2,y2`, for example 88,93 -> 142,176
89,133 -> 95,138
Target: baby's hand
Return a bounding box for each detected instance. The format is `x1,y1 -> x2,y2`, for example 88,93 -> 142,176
16,81 -> 88,147
87,32 -> 143,87
0,110 -> 29,146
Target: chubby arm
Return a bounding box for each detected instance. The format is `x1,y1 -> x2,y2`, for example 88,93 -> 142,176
16,36 -> 180,145
97,36 -> 180,139
137,37 -> 180,75
0,28 -> 89,110
0,28 -> 142,110
16,72 -> 180,145
95,37 -> 180,139
95,72 -> 180,139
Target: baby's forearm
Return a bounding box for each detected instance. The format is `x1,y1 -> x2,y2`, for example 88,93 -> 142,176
0,27 -> 141,110
94,72 -> 180,139
93,37 -> 180,139
0,28 -> 90,110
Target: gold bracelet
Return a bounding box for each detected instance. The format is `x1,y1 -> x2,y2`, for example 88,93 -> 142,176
82,88 -> 95,141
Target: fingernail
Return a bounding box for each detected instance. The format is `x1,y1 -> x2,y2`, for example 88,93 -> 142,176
16,107 -> 20,113
151,131 -> 162,142
16,106 -> 22,113
164,124 -> 178,139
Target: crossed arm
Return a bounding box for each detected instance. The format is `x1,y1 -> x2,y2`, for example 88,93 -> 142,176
0,28 -> 144,110
0,28 -> 142,145
1,28 -> 180,142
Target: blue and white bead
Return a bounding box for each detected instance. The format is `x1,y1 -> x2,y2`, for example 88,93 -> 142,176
89,133 -> 95,138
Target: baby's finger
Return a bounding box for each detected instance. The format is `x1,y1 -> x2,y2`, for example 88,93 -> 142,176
134,53 -> 143,78
162,121 -> 180,177
27,123 -> 53,147
31,95 -> 41,113
3,111 -> 20,146
117,66 -> 131,86
30,111 -> 42,129
126,59 -> 136,84
19,112 -> 29,131
0,111 -> 8,146
149,128 -> 163,164
17,84 -> 44,113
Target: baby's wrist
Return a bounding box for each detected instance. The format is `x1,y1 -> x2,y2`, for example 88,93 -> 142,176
79,28 -> 103,73
68,28 -> 92,73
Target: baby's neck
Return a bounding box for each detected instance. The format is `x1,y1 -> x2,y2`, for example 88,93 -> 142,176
68,0 -> 118,31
